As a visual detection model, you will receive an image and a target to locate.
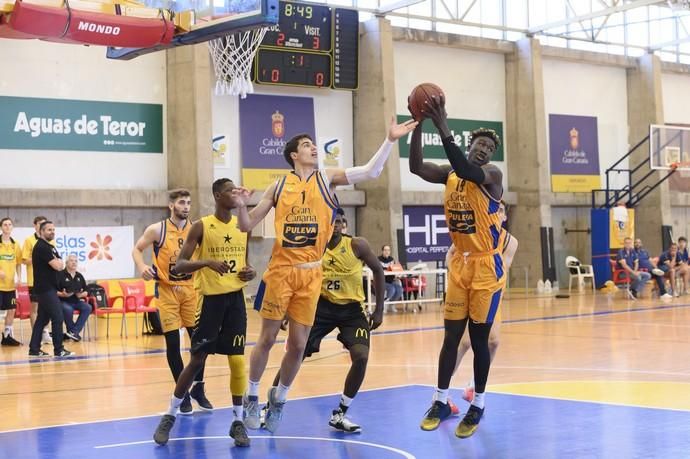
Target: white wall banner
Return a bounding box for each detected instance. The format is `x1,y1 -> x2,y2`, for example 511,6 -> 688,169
13,226 -> 134,281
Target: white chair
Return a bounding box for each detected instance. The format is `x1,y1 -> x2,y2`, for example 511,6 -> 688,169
566,256 -> 596,292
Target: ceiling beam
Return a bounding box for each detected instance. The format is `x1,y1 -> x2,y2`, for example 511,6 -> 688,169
528,0 -> 663,34
376,0 -> 426,15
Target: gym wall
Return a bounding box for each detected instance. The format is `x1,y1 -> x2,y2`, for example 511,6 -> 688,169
0,40 -> 167,190
393,42 -> 508,192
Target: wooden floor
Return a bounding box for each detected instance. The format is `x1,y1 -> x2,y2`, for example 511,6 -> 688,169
2,289 -> 690,441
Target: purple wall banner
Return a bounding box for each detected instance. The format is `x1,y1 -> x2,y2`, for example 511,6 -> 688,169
402,206 -> 451,262
239,94 -> 315,189
549,114 -> 601,192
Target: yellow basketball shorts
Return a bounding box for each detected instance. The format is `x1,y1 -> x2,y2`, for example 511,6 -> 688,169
255,265 -> 323,326
444,250 -> 506,324
155,283 -> 198,333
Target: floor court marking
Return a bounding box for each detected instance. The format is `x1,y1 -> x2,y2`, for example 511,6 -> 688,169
94,435 -> 416,458
414,382 -> 690,413
0,383 -> 414,433
2,302 -> 689,368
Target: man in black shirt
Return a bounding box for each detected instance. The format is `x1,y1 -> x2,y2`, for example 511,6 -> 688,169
28,221 -> 74,357
57,254 -> 91,342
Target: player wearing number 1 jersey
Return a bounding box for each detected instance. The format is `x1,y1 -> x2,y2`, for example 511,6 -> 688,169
268,209 -> 385,433
153,179 -> 256,447
233,117 -> 417,434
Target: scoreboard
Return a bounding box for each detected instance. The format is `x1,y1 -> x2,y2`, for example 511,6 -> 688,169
253,1 -> 359,90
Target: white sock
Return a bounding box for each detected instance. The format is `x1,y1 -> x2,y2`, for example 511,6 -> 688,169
3,326 -> 11,337
232,405 -> 244,422
472,392 -> 485,409
340,394 -> 354,408
275,383 -> 290,402
248,380 -> 260,398
166,395 -> 184,416
434,388 -> 449,404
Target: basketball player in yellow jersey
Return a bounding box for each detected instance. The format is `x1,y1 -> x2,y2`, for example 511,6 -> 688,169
449,201 -> 518,405
267,209 -> 386,433
409,95 -> 504,438
132,189 -> 211,415
153,178 -> 256,448
1,218 -> 23,346
232,117 -> 417,433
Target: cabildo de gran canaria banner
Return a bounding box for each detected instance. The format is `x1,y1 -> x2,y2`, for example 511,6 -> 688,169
0,96 -> 163,153
239,94 -> 316,190
396,115 -> 504,162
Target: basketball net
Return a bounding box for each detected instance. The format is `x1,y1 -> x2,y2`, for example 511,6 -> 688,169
208,27 -> 268,98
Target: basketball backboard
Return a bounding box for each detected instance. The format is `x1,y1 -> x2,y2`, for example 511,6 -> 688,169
649,124 -> 690,171
107,0 -> 278,60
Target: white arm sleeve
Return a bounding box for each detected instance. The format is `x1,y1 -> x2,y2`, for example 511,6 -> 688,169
344,138 -> 394,184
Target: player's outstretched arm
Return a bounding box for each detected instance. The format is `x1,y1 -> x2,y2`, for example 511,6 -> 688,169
132,222 -> 162,281
235,182 -> 277,232
425,96 -> 502,186
408,120 -> 451,184
327,116 -> 418,186
352,237 -> 386,330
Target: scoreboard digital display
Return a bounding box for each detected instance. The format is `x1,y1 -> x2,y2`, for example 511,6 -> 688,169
254,1 -> 358,90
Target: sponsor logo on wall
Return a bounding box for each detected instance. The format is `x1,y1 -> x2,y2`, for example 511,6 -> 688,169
402,206 -> 451,262
14,226 -> 134,280
0,96 -> 163,153
396,115 -> 504,162
548,114 -> 601,192
239,94 -> 315,190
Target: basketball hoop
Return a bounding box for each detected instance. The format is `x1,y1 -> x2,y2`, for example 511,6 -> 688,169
208,26 -> 268,98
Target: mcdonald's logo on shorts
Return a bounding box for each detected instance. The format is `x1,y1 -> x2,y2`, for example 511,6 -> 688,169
233,334 -> 246,347
355,328 -> 368,339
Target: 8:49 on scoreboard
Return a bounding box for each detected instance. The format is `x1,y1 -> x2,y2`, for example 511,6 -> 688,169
253,1 -> 359,90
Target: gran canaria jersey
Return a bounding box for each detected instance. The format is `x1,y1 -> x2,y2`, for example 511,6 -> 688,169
0,237 -> 21,291
268,170 -> 338,268
444,171 -> 506,254
196,215 -> 247,295
321,235 -> 365,305
153,219 -> 193,286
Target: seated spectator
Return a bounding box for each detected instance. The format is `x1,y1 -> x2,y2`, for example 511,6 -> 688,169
57,255 -> 91,341
634,238 -> 670,299
617,237 -> 651,299
378,245 -> 403,311
677,237 -> 689,295
658,243 -> 681,297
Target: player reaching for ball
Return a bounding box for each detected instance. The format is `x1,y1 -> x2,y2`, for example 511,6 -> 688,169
408,86 -> 505,439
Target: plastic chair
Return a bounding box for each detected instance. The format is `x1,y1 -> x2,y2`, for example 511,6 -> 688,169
609,258 -> 635,299
91,282 -> 126,339
566,256 -> 596,292
119,280 -> 156,338
14,285 -> 32,343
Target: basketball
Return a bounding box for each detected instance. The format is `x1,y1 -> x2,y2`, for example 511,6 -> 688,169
408,83 -> 444,121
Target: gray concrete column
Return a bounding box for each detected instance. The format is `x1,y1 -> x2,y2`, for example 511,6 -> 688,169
166,44 -> 215,219
505,38 -> 553,286
353,18 -> 403,257
626,54 -> 672,255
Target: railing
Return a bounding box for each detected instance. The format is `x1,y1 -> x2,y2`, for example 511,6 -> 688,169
363,268 -> 447,314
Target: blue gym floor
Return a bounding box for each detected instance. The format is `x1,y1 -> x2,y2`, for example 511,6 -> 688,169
3,384 -> 690,459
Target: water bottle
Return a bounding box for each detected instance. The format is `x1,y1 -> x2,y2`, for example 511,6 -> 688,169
544,279 -> 552,293
552,281 -> 559,292
537,279 -> 545,293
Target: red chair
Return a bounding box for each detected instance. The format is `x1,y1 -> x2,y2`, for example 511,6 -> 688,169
15,285 -> 32,343
91,282 -> 126,339
609,258 -> 630,286
119,280 -> 156,338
